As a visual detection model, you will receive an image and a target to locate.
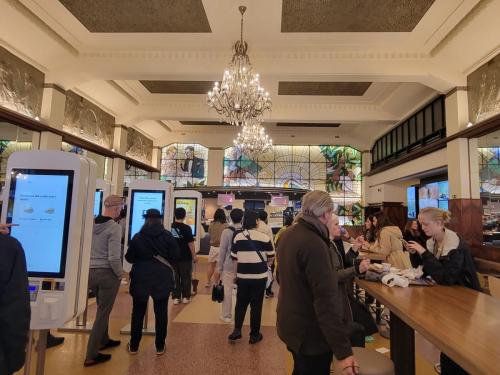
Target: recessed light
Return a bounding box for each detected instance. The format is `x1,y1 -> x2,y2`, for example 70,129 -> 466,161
335,135 -> 340,139
181,133 -> 186,135
291,135 -> 295,138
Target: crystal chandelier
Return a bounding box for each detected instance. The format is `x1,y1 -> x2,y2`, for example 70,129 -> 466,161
233,120 -> 273,159
207,6 -> 272,126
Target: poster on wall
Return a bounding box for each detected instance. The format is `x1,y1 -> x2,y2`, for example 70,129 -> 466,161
174,197 -> 198,236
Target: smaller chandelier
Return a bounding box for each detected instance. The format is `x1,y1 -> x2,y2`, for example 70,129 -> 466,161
233,120 -> 273,159
207,6 -> 272,126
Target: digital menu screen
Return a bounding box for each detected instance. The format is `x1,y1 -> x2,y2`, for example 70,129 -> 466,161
128,190 -> 165,241
174,197 -> 198,236
7,169 -> 74,278
94,190 -> 103,217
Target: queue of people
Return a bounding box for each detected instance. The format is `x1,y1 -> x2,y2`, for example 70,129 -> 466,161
0,190 -> 485,374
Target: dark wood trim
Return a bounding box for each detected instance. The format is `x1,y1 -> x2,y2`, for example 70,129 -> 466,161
364,138 -> 447,176
472,244 -> 500,263
366,112 -> 500,177
43,83 -> 66,95
0,106 -> 159,173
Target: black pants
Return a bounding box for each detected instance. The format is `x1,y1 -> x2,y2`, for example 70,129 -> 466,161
234,279 -> 266,336
266,261 -> 275,295
441,353 -> 469,375
289,349 -> 333,375
173,260 -> 192,299
130,297 -> 169,350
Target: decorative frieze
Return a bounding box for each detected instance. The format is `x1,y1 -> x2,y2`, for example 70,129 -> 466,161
126,127 -> 153,165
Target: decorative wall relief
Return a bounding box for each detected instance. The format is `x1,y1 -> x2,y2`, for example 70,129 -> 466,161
0,46 -> 44,118
468,52 -> 500,124
63,90 -> 115,148
126,128 -> 153,165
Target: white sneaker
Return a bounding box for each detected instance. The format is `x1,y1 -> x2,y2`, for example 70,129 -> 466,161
173,299 -> 181,305
219,315 -> 232,323
182,298 -> 190,304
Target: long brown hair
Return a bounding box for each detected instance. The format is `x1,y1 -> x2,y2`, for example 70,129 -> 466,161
373,211 -> 394,239
404,219 -> 421,236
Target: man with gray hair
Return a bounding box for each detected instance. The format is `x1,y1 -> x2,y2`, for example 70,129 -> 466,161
276,190 -> 359,375
84,195 -> 124,367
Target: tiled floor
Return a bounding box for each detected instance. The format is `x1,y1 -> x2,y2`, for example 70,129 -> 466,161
16,258 -> 439,374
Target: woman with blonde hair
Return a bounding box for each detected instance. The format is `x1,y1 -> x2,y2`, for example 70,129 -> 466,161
406,208 -> 480,375
364,212 -> 411,270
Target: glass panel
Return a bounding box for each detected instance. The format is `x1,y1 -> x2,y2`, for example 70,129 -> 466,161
257,160 -> 274,179
310,163 -> 326,180
409,118 -> 416,144
256,179 -> 274,187
292,162 -> 309,180
310,146 -> 326,162
433,99 -> 443,131
258,147 -> 274,161
425,106 -> 433,136
396,126 -> 403,150
402,121 -> 409,147
160,143 -> 208,186
416,111 -> 424,140
292,145 -> 310,162
274,145 -> 293,162
381,137 -> 386,157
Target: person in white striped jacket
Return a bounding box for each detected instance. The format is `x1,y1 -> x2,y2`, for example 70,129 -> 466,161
228,210 -> 275,344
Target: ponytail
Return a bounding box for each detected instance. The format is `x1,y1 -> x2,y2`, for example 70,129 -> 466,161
419,207 -> 452,225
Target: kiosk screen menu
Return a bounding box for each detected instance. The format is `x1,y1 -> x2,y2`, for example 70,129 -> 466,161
94,190 -> 103,217
7,169 -> 74,278
174,197 -> 198,236
129,190 -> 165,241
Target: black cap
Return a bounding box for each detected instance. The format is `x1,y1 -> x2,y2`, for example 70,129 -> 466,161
143,208 -> 163,219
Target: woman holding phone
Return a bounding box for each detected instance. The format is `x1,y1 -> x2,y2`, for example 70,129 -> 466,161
405,207 -> 480,375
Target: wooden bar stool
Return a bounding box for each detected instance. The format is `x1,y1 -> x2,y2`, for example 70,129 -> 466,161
332,347 -> 394,375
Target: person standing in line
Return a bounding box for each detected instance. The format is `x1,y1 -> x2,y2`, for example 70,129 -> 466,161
228,211 -> 274,344
256,210 -> 275,298
125,209 -> 180,355
171,207 -> 197,305
276,191 -> 358,375
0,224 -> 30,375
213,208 -> 243,323
406,207 -> 480,375
84,195 -> 124,367
206,209 -> 228,287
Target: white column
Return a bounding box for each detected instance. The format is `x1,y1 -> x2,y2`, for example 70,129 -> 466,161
111,125 -> 127,195
151,146 -> 162,180
38,85 -> 65,150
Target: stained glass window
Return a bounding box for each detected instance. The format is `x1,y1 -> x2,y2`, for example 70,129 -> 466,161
161,143 -> 208,187
124,162 -> 152,187
223,145 -> 363,224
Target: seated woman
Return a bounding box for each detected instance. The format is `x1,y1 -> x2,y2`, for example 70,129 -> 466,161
362,215 -> 376,244
364,212 -> 411,270
406,207 -> 481,375
403,219 -> 427,248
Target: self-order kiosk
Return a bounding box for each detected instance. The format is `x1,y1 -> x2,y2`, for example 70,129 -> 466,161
173,190 -> 202,252
94,179 -> 113,218
1,150 -> 96,330
123,179 -> 173,272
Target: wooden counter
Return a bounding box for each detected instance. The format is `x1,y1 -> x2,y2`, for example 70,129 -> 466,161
357,279 -> 500,375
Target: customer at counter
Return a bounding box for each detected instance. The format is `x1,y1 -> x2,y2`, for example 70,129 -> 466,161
406,207 -> 480,375
362,215 -> 376,244
363,212 -> 411,270
403,219 -> 427,247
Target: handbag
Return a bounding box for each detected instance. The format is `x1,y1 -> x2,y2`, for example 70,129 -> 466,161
242,230 -> 273,289
212,281 -> 224,303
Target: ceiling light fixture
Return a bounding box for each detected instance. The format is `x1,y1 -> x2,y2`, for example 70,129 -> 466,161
207,6 -> 272,126
233,119 -> 273,159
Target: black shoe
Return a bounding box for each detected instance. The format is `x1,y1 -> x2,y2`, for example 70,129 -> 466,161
99,339 -> 121,350
249,333 -> 263,344
228,330 -> 242,341
84,353 -> 112,367
46,334 -> 64,348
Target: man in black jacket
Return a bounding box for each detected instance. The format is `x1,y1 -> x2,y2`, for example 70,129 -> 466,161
180,146 -> 204,179
0,225 -> 30,375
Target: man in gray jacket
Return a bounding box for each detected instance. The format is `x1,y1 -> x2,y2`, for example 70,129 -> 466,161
84,195 -> 124,367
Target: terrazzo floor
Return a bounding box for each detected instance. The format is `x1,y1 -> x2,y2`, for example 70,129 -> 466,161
15,258 -> 439,375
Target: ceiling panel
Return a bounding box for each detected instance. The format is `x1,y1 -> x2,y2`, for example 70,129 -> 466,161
140,81 -> 215,94
59,0 -> 211,32
276,122 -> 341,128
278,82 -> 372,96
281,0 -> 435,32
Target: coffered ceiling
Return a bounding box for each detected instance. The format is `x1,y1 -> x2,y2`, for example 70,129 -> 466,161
1,0 -> 498,150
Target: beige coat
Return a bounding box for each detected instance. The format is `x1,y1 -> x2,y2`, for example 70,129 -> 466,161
369,226 -> 411,270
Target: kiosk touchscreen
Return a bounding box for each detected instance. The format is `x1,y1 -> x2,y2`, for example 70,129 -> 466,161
94,179 -> 112,218
1,151 -> 96,329
173,190 -> 202,252
123,180 -> 173,272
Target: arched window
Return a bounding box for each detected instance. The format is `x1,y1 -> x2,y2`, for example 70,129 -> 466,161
223,145 -> 362,225
161,143 -> 208,187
